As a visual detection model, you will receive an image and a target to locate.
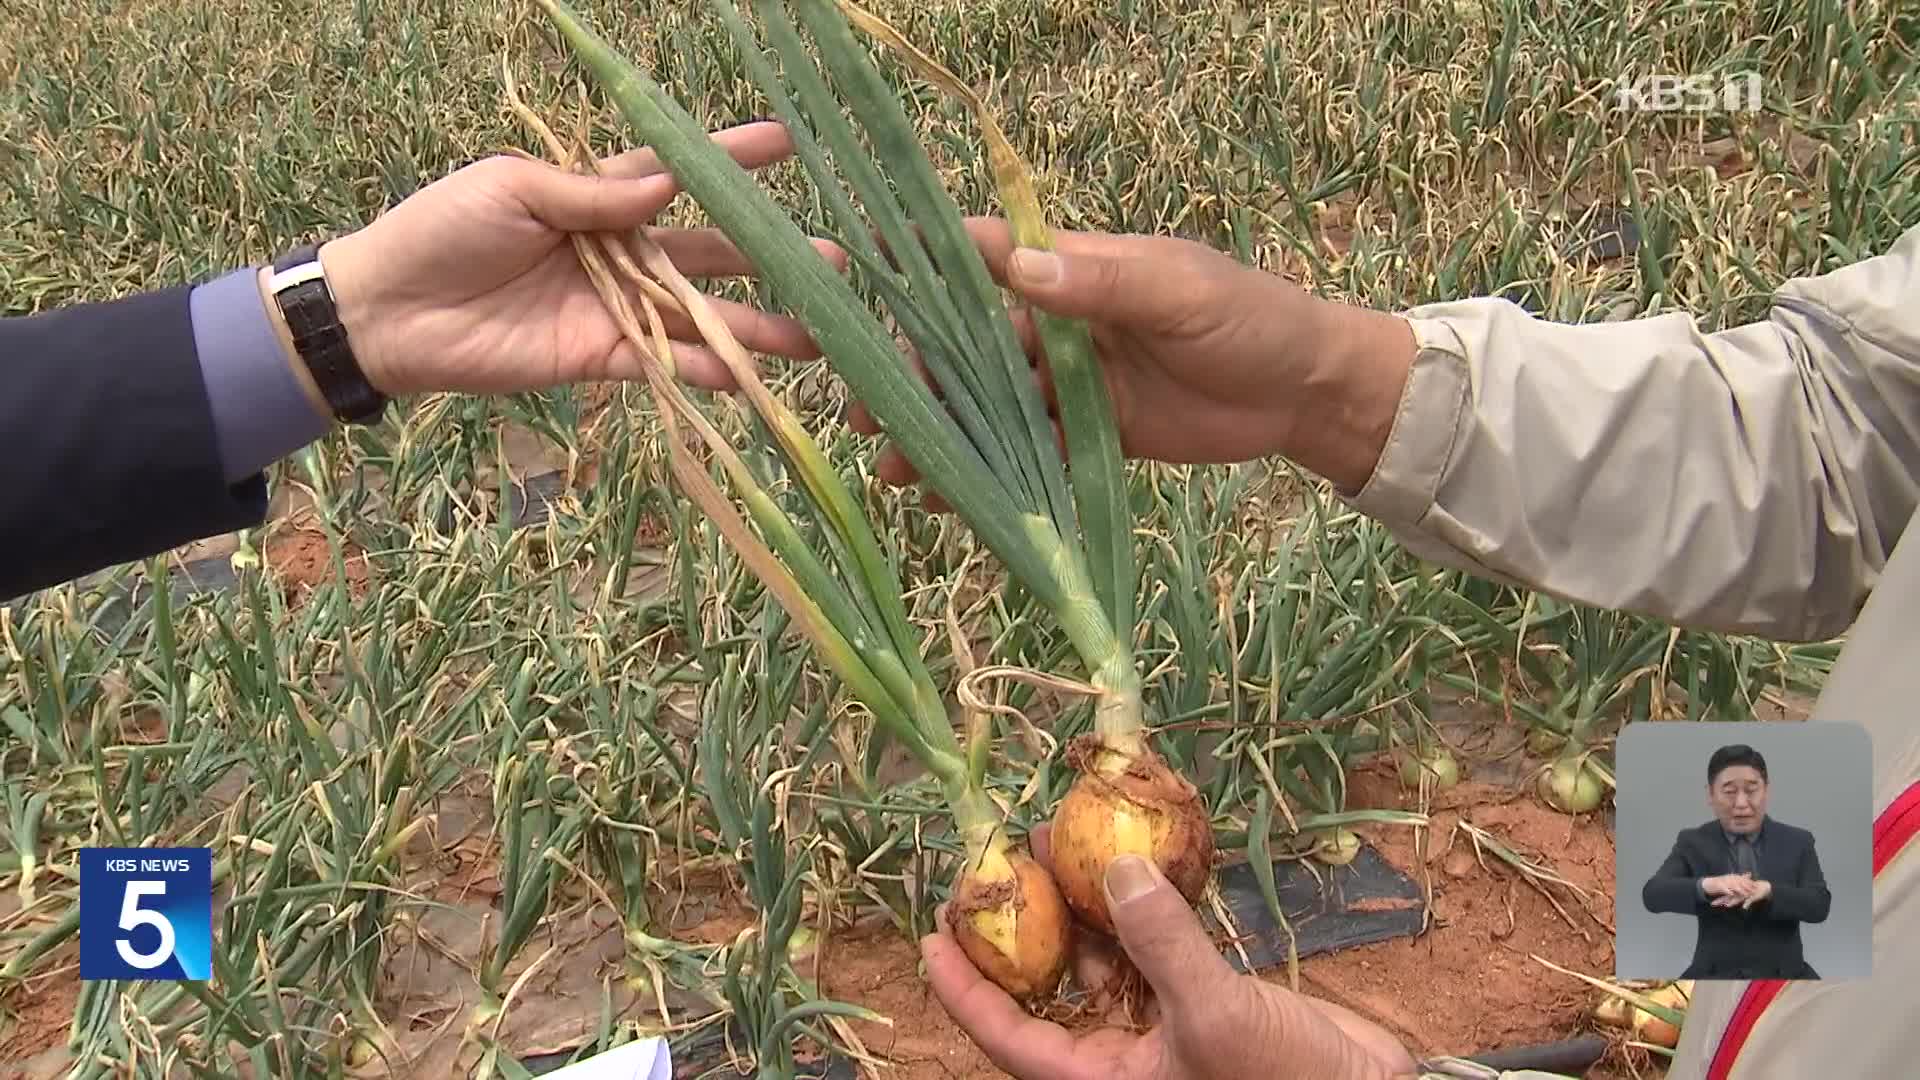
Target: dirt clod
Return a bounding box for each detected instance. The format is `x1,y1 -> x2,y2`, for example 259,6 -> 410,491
1443,849 -> 1479,879
266,527 -> 372,600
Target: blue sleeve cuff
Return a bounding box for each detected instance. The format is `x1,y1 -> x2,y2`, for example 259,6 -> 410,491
189,267 -> 331,484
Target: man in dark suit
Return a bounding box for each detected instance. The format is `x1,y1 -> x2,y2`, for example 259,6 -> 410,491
1641,743 -> 1832,980
2,122 -> 836,602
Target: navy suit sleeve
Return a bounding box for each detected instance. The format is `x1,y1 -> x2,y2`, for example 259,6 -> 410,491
1763,830 -> 1832,923
1,285 -> 270,601
1643,829 -> 1709,915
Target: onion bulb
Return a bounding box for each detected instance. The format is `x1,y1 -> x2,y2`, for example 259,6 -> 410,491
786,925 -> 819,968
949,840 -> 1073,1001
1397,746 -> 1460,790
1538,756 -> 1606,813
1592,980 -> 1689,1048
1313,827 -> 1362,865
1640,981 -> 1692,1046
1526,727 -> 1566,757
1046,736 -> 1214,937
1592,993 -> 1629,1029
1641,1015 -> 1681,1048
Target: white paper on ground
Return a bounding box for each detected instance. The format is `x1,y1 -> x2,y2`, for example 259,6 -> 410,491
527,1037 -> 672,1080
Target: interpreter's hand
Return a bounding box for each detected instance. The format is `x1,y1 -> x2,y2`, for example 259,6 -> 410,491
1709,875 -> 1773,909
310,121 -> 844,399
1703,873 -> 1765,907
920,824 -> 1419,1080
1701,873 -> 1752,900
846,220 -> 1416,496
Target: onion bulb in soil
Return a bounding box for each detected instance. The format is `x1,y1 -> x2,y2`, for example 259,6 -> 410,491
1538,755 -> 1606,813
1313,827 -> 1362,866
1527,727 -> 1567,757
1640,1015 -> 1681,1048
1592,981 -> 1688,1049
948,835 -> 1073,1002
1047,735 -> 1214,937
1637,981 -> 1691,1048
1398,746 -> 1461,790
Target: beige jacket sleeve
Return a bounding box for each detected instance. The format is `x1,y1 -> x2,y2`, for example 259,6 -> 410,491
1347,223 -> 1920,642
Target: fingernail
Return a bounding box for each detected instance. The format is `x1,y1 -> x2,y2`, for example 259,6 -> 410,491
1105,855 -> 1159,905
1011,248 -> 1061,285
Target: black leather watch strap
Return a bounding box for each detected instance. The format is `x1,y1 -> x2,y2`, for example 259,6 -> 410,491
268,243 -> 388,425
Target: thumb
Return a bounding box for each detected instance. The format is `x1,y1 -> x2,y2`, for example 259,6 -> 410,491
1104,855 -> 1235,1008
1006,246 -> 1163,323
498,156 -> 680,233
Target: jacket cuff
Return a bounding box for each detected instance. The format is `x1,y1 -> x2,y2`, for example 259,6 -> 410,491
189,267 -> 331,484
1346,313 -> 1471,526
1338,308 -> 1533,589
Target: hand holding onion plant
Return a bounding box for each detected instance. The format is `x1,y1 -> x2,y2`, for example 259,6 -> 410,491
526,0 -> 1218,996
495,83 -> 1075,1001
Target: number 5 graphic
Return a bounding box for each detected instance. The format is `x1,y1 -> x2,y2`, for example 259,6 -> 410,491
116,880 -> 176,969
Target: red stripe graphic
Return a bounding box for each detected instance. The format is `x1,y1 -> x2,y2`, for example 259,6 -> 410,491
1872,779 -> 1920,876
1704,778 -> 1920,1080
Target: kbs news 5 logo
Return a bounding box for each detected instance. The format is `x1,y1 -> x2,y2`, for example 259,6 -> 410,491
78,848 -> 213,980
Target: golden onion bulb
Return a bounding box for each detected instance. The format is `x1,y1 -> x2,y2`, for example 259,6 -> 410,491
1640,1016 -> 1681,1048
1046,737 -> 1213,937
1592,993 -> 1631,1029
949,843 -> 1072,1002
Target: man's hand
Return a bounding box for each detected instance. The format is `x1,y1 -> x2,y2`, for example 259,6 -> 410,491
308,121 -> 844,400
1726,878 -> 1773,909
1701,873 -> 1748,898
920,825 -> 1419,1080
1703,874 -> 1769,907
845,220 -> 1417,495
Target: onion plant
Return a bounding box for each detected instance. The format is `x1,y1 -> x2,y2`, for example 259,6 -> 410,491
504,15 -> 1079,1005
526,0 -> 1218,979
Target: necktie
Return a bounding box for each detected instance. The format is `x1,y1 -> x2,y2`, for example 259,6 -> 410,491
1732,835 -> 1757,876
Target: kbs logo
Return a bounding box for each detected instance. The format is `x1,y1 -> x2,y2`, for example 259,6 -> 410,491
78,848 -> 213,980
1614,73 -> 1763,113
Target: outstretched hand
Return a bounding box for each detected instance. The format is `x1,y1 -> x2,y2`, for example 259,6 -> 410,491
920,824 -> 1419,1080
846,219 -> 1415,499
313,121 -> 846,399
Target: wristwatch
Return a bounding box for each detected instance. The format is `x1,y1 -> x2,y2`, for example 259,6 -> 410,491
267,242 -> 389,425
